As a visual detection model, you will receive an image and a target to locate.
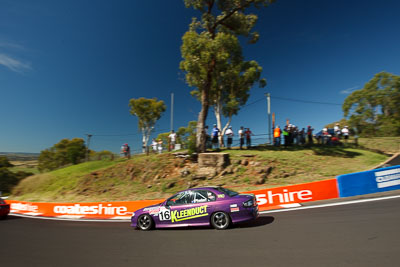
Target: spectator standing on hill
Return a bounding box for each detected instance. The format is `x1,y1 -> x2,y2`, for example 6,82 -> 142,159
238,126 -> 245,150
120,143 -> 131,159
274,126 -> 282,146
288,125 -> 294,145
283,126 -> 289,148
168,130 -> 177,151
120,144 -> 126,156
322,128 -> 329,145
151,138 -> 158,153
293,126 -> 300,145
299,128 -> 306,145
120,143 -> 129,158
288,125 -> 294,146
126,144 -> 131,158
334,123 -> 341,138
225,126 -> 234,149
307,126 -> 314,145
342,126 -> 350,143
211,124 -> 220,149
245,128 -> 253,149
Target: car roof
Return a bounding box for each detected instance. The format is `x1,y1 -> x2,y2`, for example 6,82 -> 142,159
178,186 -> 221,193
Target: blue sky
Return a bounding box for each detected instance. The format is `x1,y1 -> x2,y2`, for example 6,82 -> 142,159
1,0 -> 399,153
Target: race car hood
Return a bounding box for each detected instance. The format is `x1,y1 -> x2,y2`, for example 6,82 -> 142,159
136,204 -> 162,214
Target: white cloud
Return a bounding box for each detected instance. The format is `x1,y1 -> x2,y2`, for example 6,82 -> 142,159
0,41 -> 25,50
340,86 -> 359,95
0,53 -> 31,72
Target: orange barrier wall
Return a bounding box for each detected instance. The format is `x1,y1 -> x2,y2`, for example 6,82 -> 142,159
6,179 -> 339,219
244,179 -> 339,211
6,199 -> 164,219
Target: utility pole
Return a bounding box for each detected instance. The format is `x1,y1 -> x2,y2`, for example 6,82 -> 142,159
170,93 -> 174,132
265,93 -> 272,145
85,134 -> 92,161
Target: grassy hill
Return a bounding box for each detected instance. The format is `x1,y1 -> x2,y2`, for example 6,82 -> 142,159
358,137 -> 400,155
10,139 -> 395,202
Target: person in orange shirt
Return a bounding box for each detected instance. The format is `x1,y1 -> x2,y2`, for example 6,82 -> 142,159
274,126 -> 282,146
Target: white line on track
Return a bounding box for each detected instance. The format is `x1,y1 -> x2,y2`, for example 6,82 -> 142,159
10,213 -> 131,222
259,194 -> 400,214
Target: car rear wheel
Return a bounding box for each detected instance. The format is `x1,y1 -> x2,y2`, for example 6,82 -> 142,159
211,211 -> 230,230
137,214 -> 154,231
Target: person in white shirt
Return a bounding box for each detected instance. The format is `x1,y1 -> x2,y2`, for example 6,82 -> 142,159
334,123 -> 341,138
168,130 -> 177,150
225,126 -> 234,149
151,138 -> 158,153
341,126 -> 350,143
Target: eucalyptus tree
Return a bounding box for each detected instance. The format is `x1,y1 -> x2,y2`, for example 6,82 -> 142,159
38,138 -> 86,172
343,71 -> 400,136
213,60 -> 266,146
129,97 -> 166,152
180,0 -> 274,152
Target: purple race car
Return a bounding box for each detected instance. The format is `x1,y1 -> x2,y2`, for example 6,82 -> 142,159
131,186 -> 258,230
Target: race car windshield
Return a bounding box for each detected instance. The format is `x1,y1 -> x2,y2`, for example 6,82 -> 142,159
216,187 -> 239,197
166,191 -> 192,206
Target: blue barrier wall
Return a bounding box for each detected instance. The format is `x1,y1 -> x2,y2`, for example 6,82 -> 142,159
337,165 -> 400,197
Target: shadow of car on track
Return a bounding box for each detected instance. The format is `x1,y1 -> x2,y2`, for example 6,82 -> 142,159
137,216 -> 275,231
235,216 -> 275,229
1,215 -> 23,221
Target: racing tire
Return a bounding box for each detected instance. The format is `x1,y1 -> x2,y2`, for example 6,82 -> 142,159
137,214 -> 154,231
211,211 -> 230,230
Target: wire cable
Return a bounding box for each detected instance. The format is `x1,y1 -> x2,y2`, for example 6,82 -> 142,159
91,128 -> 170,138
271,96 -> 342,106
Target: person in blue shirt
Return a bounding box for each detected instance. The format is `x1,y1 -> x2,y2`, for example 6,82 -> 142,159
211,124 -> 220,149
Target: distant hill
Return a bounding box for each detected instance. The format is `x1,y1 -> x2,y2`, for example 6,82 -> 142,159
0,152 -> 40,161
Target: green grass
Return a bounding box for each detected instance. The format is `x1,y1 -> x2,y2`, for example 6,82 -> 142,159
10,139 -> 396,202
9,160 -> 40,174
9,166 -> 40,175
12,159 -> 125,202
358,137 -> 400,154
222,145 -> 387,190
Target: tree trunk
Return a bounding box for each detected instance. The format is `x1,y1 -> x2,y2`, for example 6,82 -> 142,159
141,128 -> 147,154
214,103 -> 225,147
221,116 -> 232,146
196,56 -> 215,153
142,127 -> 152,154
196,89 -> 209,153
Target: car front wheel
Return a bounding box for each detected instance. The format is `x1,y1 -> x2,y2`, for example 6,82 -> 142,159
137,214 -> 154,231
211,211 -> 230,230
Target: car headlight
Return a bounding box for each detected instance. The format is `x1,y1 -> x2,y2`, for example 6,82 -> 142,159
243,199 -> 254,207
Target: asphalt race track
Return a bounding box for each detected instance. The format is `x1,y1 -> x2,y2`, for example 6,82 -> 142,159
1,197 -> 399,267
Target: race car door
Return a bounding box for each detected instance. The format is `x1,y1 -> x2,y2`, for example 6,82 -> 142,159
157,190 -> 193,227
158,190 -> 214,227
